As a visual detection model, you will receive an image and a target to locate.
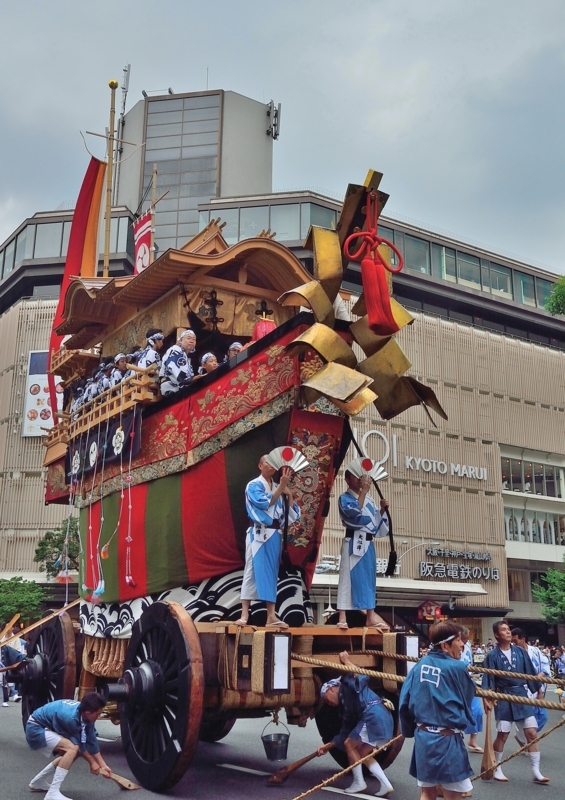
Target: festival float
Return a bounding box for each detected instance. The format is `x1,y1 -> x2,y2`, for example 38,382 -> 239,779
13,84 -> 450,793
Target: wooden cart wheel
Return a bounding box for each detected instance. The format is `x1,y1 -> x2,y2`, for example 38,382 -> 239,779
120,601 -> 204,792
199,715 -> 236,743
20,611 -> 76,728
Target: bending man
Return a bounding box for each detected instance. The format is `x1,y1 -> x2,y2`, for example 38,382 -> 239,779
318,651 -> 395,796
239,455 -> 300,628
26,692 -> 111,800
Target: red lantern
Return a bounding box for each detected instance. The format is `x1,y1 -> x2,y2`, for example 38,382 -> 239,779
434,606 -> 442,619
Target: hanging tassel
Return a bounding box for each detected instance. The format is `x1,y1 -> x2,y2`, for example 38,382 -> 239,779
359,254 -> 400,335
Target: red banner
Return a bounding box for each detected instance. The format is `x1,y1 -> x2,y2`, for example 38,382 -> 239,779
133,210 -> 152,274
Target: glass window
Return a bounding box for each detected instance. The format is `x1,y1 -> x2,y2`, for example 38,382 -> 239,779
240,206 -> 269,240
216,208 -> 239,244
147,123 -> 183,137
181,156 -> 217,172
543,514 -> 553,545
117,217 -> 129,253
155,211 -> 178,226
144,147 -> 181,161
557,515 -> 565,546
299,203 -> 336,240
148,98 -> 184,112
146,110 -> 183,125
501,458 -> 511,490
481,262 -> 490,293
405,235 -> 430,274
199,210 -> 210,230
536,278 -> 553,309
523,461 -> 533,493
34,223 -> 63,258
508,570 -> 530,601
457,252 -> 481,289
431,243 -> 456,282
182,119 -> 219,135
61,221 -> 71,257
14,228 -> 28,268
178,209 -> 198,225
181,131 -> 218,147
489,263 -> 513,298
510,458 -> 523,492
183,107 -> 220,123
534,463 -> 545,495
25,225 -> 36,259
181,144 -> 218,159
0,247 -> 4,278
515,271 -> 536,306
180,169 -> 216,184
146,135 -> 182,150
178,181 -> 216,197
271,204 -> 300,241
519,513 -> 528,542
183,94 -> 220,109
531,513 -> 541,543
507,510 -> 519,541
3,238 -> 15,274
545,465 -> 556,497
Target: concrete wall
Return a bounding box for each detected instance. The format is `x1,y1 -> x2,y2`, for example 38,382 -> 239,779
115,98 -> 146,212
219,91 -> 273,197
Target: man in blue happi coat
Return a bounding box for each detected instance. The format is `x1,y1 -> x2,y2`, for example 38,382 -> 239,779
399,621 -> 476,800
482,620 -> 547,784
511,627 -> 550,745
317,651 -> 395,796
0,640 -> 26,705
238,455 -> 300,628
26,692 -> 112,799
336,467 -> 389,629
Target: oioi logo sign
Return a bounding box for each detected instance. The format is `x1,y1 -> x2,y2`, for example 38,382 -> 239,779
353,428 -> 487,482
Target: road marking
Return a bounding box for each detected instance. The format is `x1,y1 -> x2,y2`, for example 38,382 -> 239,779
217,763 -> 272,776
322,788 -> 376,799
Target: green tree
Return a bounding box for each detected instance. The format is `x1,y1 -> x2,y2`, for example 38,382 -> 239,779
34,518 -> 80,580
532,559 -> 565,624
0,577 -> 45,625
544,275 -> 565,316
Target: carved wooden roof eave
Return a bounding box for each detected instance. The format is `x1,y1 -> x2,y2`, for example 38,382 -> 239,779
55,276 -> 134,337
110,237 -> 314,308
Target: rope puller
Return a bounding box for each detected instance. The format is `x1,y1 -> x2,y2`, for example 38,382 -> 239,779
342,189 -> 403,335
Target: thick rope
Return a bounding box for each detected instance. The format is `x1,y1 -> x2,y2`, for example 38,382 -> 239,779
472,716 -> 565,782
290,653 -> 565,710
354,649 -> 565,686
285,734 -> 404,800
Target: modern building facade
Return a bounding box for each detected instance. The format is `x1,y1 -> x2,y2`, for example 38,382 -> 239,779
115,90 -> 275,250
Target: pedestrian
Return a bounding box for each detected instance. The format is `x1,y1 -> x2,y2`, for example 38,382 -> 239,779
317,651 -> 395,796
459,626 -> 483,753
511,627 -> 550,744
336,459 -> 389,630
0,638 -> 26,706
26,693 -> 112,800
238,455 -> 300,628
482,620 -> 547,784
399,621 -> 476,800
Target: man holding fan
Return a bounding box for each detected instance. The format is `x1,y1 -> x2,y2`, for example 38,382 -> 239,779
336,457 -> 390,630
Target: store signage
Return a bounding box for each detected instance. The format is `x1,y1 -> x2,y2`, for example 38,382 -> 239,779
405,456 -> 487,481
425,548 -> 491,561
419,561 -> 500,581
22,351 -> 63,437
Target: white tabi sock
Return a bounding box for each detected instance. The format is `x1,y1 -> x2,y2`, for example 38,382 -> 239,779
529,751 -> 545,781
493,750 -> 507,781
344,764 -> 368,794
45,766 -> 73,800
29,761 -> 56,790
367,758 -> 393,796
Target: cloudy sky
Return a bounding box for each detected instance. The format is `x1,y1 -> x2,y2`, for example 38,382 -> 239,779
1,0 -> 565,271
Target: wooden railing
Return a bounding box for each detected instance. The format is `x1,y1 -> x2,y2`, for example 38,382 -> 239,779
49,347 -> 101,382
44,372 -> 160,449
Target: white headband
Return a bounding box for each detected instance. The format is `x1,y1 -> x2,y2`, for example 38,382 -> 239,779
178,329 -> 195,341
432,634 -> 457,647
320,678 -> 341,697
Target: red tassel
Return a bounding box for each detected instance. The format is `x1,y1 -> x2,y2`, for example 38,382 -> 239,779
360,255 -> 400,335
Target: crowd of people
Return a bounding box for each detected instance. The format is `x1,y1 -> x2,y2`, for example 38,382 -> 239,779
67,327 -> 245,413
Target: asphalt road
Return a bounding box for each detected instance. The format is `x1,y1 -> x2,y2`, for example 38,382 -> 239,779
1,698 -> 563,800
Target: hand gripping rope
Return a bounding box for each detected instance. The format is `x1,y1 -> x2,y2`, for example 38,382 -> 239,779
343,190 -> 404,335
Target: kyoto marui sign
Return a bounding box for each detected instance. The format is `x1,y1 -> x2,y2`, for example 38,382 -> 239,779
353,428 -> 488,482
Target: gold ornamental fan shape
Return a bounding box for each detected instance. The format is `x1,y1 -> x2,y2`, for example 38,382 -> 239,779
278,169 -> 447,425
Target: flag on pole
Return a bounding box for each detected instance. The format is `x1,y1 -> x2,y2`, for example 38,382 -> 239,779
47,157 -> 106,410
133,210 -> 152,274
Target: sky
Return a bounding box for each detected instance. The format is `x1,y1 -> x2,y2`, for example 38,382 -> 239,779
1,0 -> 565,271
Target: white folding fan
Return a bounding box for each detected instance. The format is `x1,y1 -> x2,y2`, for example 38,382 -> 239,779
266,446 -> 309,473
346,456 -> 388,482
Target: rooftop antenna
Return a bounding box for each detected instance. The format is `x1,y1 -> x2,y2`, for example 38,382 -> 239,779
113,64 -> 131,205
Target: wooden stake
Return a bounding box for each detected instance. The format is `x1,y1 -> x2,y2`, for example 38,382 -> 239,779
103,80 -> 119,278
108,772 -> 141,791
0,598 -> 80,650
0,613 -> 20,642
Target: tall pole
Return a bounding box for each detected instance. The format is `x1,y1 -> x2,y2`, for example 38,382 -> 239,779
103,79 -> 119,278
150,163 -> 157,264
